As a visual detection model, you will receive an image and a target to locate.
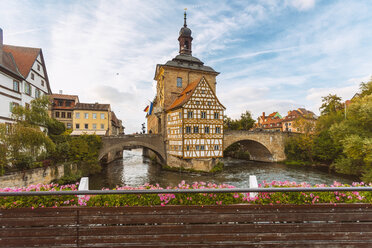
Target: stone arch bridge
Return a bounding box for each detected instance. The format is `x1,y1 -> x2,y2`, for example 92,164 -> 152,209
99,131 -> 292,164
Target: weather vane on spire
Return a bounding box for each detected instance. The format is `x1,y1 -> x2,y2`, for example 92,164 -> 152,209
184,8 -> 187,27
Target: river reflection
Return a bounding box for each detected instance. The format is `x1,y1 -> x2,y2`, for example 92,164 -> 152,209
89,149 -> 357,190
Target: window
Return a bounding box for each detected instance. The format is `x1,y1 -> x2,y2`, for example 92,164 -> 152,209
201,90 -> 205,94
65,101 -> 71,107
84,124 -> 88,129
37,64 -> 40,71
207,101 -> 211,106
168,115 -> 170,121
101,124 -> 105,129
186,126 -> 191,134
289,123 -> 291,126
35,89 -> 40,98
200,145 -> 205,151
179,127 -> 182,134
204,126 -> 210,134
93,124 -> 97,129
55,111 -> 60,118
13,81 -> 19,92
31,73 -> 34,80
167,129 -> 170,134
179,112 -> 182,119
58,101 -> 63,106
93,113 -> 97,119
186,145 -> 190,151
193,126 -> 199,133
214,145 -> 219,150
187,111 -> 193,119
179,145 -> 182,151
24,82 -> 31,95
41,80 -> 44,86
196,101 -> 200,105
214,112 -> 219,119
76,124 -> 80,129
177,77 -> 182,88
61,112 -> 66,118
215,127 -> 221,134
196,145 -> 199,151
76,112 -> 80,119
84,113 -> 89,119
67,112 -> 72,118
100,113 -> 105,119
67,123 -> 72,129
201,112 -> 206,119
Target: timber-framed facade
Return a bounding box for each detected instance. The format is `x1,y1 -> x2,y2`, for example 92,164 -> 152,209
166,77 -> 225,159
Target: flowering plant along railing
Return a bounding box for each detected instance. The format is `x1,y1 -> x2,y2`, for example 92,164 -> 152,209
0,181 -> 372,208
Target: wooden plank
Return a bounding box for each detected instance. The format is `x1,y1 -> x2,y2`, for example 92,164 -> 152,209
0,216 -> 77,227
78,232 -> 372,245
0,208 -> 77,217
78,222 -> 372,236
0,237 -> 77,247
0,227 -> 76,237
78,212 -> 372,225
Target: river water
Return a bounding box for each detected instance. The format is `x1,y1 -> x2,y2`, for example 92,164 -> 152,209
90,149 -> 357,190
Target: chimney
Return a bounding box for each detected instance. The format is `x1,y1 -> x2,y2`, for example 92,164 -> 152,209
0,28 -> 3,63
59,90 -> 63,94
262,112 -> 265,117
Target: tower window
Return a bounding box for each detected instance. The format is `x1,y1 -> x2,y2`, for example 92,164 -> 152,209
201,112 -> 206,119
193,126 -> 199,133
187,111 -> 193,118
186,126 -> 191,133
184,41 -> 189,49
177,77 -> 182,88
204,126 -> 210,134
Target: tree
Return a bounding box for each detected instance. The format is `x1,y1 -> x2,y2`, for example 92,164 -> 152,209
224,111 -> 255,130
11,95 -> 51,128
239,111 -> 255,130
319,94 -> 343,116
359,79 -> 372,98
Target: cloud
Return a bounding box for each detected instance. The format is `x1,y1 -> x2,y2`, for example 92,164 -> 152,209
288,0 -> 316,11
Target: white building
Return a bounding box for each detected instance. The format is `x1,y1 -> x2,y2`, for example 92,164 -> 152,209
0,28 -> 51,125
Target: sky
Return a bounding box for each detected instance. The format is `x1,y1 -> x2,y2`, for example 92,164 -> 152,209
1,0 -> 371,133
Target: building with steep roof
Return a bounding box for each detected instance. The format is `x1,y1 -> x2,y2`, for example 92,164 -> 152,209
49,93 -> 80,129
282,108 -> 316,133
0,28 -> 52,124
147,12 -> 225,171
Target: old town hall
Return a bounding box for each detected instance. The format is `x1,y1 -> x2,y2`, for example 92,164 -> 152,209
147,12 -> 225,171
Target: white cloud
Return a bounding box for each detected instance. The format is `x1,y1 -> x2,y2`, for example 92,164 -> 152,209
288,0 -> 316,11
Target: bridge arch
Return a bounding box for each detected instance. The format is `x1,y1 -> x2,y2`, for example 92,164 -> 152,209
99,135 -> 166,164
223,130 -> 287,162
224,139 -> 274,162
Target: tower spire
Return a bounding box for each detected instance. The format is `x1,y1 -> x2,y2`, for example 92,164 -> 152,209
178,9 -> 193,55
184,8 -> 187,27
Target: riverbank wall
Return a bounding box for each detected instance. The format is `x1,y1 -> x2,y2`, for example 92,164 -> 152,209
0,163 -> 78,188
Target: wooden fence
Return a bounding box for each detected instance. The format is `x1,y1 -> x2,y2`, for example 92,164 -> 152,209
1,204 -> 372,247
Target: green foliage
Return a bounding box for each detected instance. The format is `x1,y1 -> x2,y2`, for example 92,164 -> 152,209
319,94 -> 343,116
284,80 -> 372,182
47,118 -> 66,135
68,134 -> 102,176
11,95 -> 51,128
224,111 -> 255,130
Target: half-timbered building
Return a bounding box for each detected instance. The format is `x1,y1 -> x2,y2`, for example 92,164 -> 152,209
166,77 -> 225,159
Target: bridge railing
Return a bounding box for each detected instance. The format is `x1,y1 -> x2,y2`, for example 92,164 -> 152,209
1,186 -> 372,196
1,187 -> 372,247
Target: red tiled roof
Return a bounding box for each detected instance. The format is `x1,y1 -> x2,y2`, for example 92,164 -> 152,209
3,45 -> 40,78
0,51 -> 23,79
166,79 -> 199,111
50,93 -> 79,101
75,103 -> 110,111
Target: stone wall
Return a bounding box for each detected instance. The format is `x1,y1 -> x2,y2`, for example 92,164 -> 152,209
0,163 -> 78,188
167,155 -> 218,172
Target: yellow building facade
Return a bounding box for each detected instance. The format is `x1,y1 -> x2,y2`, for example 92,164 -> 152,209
71,103 -> 112,136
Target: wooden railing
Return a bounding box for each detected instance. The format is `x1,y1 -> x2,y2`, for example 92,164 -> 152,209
1,188 -> 372,247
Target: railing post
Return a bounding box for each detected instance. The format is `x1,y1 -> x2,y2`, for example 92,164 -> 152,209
249,175 -> 258,198
78,177 -> 89,201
